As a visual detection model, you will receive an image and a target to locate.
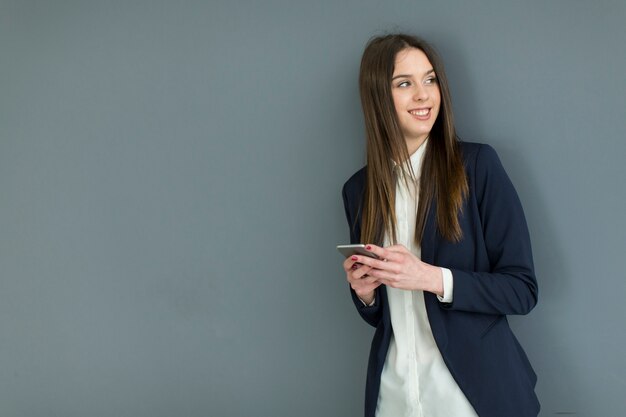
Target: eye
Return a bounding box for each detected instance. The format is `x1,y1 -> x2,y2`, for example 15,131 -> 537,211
397,80 -> 411,88
424,76 -> 438,85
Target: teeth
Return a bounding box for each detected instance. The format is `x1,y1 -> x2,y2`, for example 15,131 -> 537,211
410,109 -> 429,116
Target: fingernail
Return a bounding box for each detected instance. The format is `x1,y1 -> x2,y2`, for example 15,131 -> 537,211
365,245 -> 372,250
351,256 -> 358,261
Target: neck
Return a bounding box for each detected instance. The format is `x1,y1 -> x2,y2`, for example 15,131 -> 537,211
406,136 -> 428,155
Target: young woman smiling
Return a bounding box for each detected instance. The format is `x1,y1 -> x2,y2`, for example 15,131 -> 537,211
341,34 -> 539,417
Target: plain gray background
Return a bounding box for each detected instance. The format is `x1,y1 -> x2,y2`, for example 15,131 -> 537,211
1,1 -> 625,416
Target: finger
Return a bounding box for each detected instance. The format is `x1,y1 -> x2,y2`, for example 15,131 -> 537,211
367,268 -> 398,282
353,275 -> 378,286
362,244 -> 387,259
351,275 -> 380,291
343,257 -> 358,272
385,244 -> 409,253
351,265 -> 373,280
374,277 -> 397,288
352,262 -> 372,271
364,244 -> 404,263
351,255 -> 399,272
346,265 -> 368,283
378,250 -> 404,263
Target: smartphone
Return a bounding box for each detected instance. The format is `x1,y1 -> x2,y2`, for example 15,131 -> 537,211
336,244 -> 379,259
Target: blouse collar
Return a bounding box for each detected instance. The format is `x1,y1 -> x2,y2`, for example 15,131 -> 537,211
393,138 -> 428,180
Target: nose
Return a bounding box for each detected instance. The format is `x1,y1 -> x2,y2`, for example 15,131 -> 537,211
413,85 -> 428,101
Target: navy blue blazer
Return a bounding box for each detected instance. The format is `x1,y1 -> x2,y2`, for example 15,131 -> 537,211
342,142 -> 539,417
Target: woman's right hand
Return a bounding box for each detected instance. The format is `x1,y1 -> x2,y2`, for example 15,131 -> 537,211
343,256 -> 380,305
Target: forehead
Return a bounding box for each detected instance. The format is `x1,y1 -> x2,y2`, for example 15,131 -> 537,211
393,48 -> 433,74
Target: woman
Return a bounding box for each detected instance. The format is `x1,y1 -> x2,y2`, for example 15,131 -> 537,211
341,34 -> 539,417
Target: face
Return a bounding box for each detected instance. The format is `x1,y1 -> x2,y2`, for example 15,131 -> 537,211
391,48 -> 441,151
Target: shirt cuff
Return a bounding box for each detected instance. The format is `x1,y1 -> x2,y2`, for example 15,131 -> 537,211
359,293 -> 376,307
437,268 -> 454,303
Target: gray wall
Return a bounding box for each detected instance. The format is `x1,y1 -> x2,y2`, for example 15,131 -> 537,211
1,1 -> 625,416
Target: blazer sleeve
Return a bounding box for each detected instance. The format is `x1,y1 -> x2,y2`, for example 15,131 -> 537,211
446,144 -> 539,315
342,183 -> 383,328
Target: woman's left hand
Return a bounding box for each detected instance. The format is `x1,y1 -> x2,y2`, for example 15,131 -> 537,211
350,244 -> 444,296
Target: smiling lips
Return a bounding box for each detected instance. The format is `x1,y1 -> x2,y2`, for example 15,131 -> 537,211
409,108 -> 431,120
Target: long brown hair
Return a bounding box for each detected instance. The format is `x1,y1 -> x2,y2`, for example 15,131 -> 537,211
358,34 -> 468,245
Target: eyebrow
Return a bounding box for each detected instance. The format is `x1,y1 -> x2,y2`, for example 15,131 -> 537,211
391,69 -> 435,81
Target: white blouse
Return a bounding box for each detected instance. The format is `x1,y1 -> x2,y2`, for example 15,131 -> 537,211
375,140 -> 478,417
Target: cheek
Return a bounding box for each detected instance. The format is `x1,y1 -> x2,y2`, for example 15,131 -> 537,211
433,103 -> 441,119
435,88 -> 442,106
392,94 -> 404,114
432,91 -> 442,118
